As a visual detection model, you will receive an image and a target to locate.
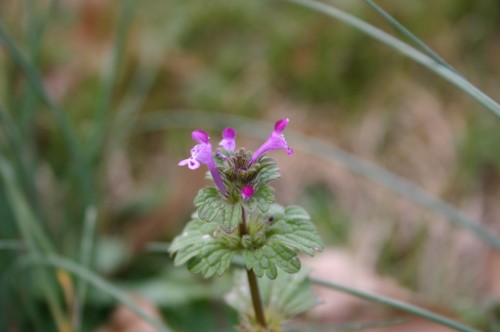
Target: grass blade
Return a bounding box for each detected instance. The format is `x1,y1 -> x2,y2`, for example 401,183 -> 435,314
74,206 -> 97,331
0,22 -> 94,207
208,253 -> 480,332
309,276 -> 479,332
77,2 -> 135,326
0,156 -> 69,331
20,0 -> 58,133
0,155 -> 54,254
291,133 -> 500,251
107,65 -> 159,151
89,0 -> 135,161
20,254 -> 172,332
0,240 -> 25,251
361,0 -> 454,71
138,111 -> 500,251
282,0 -> 500,118
0,105 -> 39,214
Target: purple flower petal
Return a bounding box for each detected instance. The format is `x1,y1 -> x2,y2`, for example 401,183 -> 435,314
219,127 -> 237,151
179,130 -> 228,195
178,158 -> 201,170
250,118 -> 293,164
222,127 -> 236,139
192,130 -> 210,144
274,118 -> 289,133
190,143 -> 213,165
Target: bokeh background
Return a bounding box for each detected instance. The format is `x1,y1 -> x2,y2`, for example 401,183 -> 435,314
1,0 -> 500,331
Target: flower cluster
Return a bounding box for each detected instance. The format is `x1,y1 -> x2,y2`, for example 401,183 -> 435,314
172,117 -> 323,331
178,118 -> 293,199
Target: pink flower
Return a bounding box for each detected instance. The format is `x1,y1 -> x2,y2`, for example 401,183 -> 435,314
250,118 -> 293,164
178,131 -> 213,170
218,127 -> 237,151
179,130 -> 227,195
241,185 -> 255,200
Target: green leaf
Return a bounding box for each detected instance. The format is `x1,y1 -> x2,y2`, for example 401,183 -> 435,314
221,201 -> 242,233
171,203 -> 322,280
169,219 -> 217,265
194,187 -> 225,222
194,187 -> 242,233
243,185 -> 275,214
242,241 -> 301,280
169,218 -> 238,278
187,244 -> 235,278
255,185 -> 275,210
236,204 -> 322,280
253,157 -> 281,185
268,205 -> 324,256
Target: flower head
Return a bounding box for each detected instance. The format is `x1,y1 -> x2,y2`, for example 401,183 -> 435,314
250,118 -> 293,164
178,130 -> 214,170
218,127 -> 237,151
241,185 -> 255,200
179,130 -> 227,195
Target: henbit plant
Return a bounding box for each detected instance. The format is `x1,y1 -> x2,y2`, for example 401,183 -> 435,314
169,118 -> 324,331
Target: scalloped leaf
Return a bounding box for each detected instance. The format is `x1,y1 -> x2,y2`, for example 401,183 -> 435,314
243,185 -> 275,214
253,157 -> 281,185
255,185 -> 275,210
221,201 -> 242,233
194,187 -> 225,222
268,205 -> 324,256
242,241 -> 301,280
169,219 -> 218,265
194,187 -> 242,233
187,243 -> 235,278
169,218 -> 237,278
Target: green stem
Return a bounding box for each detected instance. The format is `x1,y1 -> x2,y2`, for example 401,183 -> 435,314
239,207 -> 267,329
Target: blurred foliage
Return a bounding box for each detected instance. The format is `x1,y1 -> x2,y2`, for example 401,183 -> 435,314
299,183 -> 350,245
1,0 -> 499,330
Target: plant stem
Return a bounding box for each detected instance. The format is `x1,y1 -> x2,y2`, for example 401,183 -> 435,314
239,207 -> 267,329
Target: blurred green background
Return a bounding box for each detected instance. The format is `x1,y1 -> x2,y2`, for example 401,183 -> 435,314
1,0 -> 499,331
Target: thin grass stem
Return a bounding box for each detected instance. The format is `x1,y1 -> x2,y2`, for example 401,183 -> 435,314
20,254 -> 171,332
0,105 -> 39,213
361,0 -> 454,71
0,23 -> 94,207
309,276 -> 479,332
74,206 -> 97,331
138,111 -> 500,252
89,0 -> 135,162
282,0 -> 500,118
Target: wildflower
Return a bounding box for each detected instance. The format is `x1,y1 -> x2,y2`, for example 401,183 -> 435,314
250,118 -> 293,164
179,130 -> 228,195
219,127 -> 237,151
241,185 -> 255,200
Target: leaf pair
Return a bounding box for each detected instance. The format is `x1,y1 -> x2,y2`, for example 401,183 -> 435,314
170,204 -> 324,280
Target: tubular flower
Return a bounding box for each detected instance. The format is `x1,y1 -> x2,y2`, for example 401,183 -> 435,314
179,130 -> 228,195
218,127 -> 237,151
241,185 -> 255,200
250,118 -> 293,164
